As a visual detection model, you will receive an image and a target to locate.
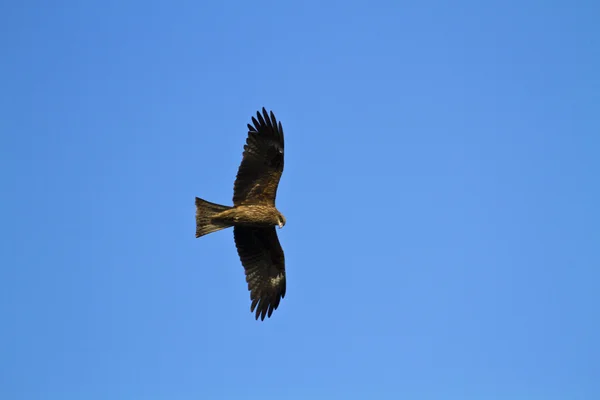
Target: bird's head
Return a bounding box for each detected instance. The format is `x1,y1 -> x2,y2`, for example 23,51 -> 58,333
277,213 -> 286,229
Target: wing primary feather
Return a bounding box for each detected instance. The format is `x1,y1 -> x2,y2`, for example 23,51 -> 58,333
256,110 -> 266,127
260,306 -> 267,321
278,121 -> 284,142
262,108 -> 272,128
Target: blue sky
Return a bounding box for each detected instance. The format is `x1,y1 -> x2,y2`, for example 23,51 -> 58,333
1,0 -> 599,398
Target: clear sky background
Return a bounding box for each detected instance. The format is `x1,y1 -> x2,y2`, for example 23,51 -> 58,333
1,1 -> 599,399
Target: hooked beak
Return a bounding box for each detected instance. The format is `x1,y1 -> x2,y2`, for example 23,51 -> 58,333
278,221 -> 284,229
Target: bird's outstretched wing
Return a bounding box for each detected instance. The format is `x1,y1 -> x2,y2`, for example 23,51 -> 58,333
233,108 -> 284,206
233,226 -> 286,320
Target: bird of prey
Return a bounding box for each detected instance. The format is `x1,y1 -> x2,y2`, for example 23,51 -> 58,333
195,108 -> 287,321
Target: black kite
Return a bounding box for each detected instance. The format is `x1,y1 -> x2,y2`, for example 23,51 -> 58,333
195,108 -> 287,321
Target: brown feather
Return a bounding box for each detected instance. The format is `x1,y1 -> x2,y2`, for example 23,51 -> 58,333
233,226 -> 286,321
233,108 -> 284,206
213,205 -> 281,227
195,197 -> 232,237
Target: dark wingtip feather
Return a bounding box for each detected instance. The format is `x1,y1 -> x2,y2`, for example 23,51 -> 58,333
249,108 -> 283,138
262,305 -> 268,320
269,110 -> 278,129
256,110 -> 266,127
262,108 -> 272,128
249,296 -> 281,321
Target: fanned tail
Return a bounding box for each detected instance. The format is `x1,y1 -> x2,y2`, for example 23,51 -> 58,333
195,197 -> 232,238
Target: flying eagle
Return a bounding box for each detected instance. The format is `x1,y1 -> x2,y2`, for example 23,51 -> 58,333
195,108 -> 287,321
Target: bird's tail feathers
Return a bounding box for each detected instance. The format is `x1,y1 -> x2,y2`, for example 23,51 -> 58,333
195,197 -> 232,238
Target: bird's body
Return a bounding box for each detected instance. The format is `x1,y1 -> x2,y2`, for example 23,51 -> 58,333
194,108 -> 287,321
213,205 -> 285,228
